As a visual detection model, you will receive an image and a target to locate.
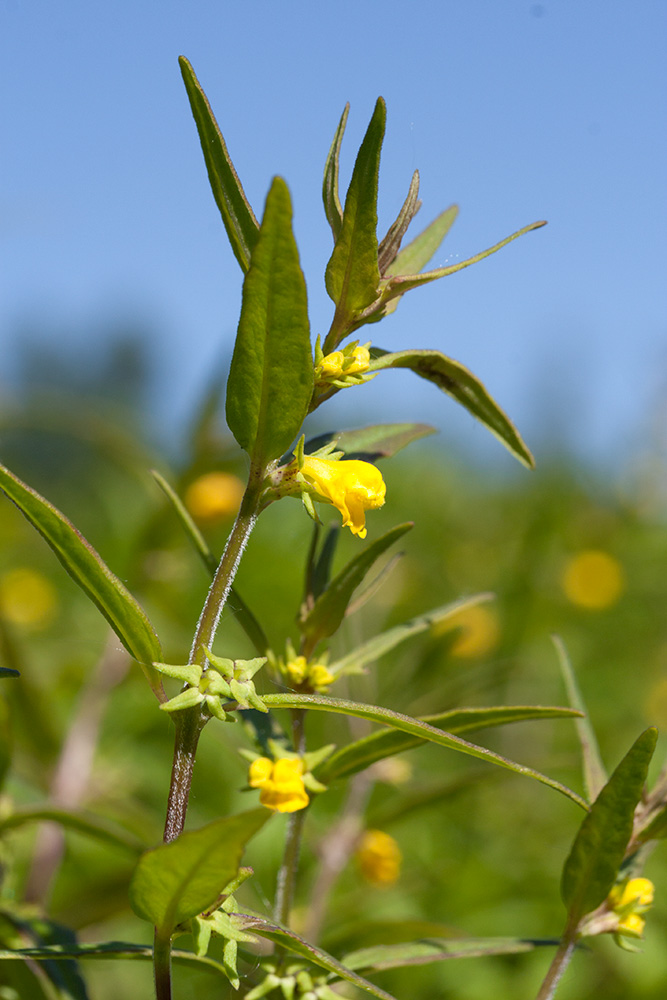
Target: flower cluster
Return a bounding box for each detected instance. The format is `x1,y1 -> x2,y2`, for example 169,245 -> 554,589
154,649 -> 267,720
607,877 -> 654,939
313,340 -> 374,389
279,653 -> 334,693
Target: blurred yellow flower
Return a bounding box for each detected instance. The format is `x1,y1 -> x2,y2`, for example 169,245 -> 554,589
561,550 -> 624,609
445,603 -> 500,659
0,568 -> 57,629
356,829 -> 402,886
184,472 -> 245,522
608,877 -> 654,910
300,456 -> 385,539
248,757 -> 309,813
616,912 -> 645,937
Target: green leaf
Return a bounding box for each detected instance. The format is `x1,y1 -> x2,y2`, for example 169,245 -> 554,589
323,103 -> 349,241
342,936 -> 553,972
298,524 -> 413,643
0,806 -> 146,854
561,727 -> 657,926
262,693 -> 587,809
553,635 -> 607,802
0,462 -> 163,694
380,220 -> 547,303
179,56 -> 259,272
367,349 -> 534,468
0,913 -> 90,1000
0,942 -> 232,979
241,916 -> 398,1000
324,98 -> 385,351
0,667 -> 20,678
319,704 -> 584,784
129,809 -> 268,937
328,594 -> 494,677
377,170 -> 421,274
305,423 -> 436,462
226,177 -> 313,468
385,204 -> 459,279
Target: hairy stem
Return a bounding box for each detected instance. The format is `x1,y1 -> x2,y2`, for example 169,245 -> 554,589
534,935 -> 577,1000
162,707 -> 208,843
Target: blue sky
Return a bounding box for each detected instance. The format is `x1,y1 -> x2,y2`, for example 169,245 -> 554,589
2,1 -> 666,468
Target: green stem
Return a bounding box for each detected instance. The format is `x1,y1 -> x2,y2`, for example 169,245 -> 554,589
534,935 -> 577,1000
274,806 -> 308,928
153,929 -> 172,1000
163,707 -> 208,843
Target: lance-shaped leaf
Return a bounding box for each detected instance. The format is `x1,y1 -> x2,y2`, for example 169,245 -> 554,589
553,635 -> 607,802
377,170 -> 421,274
323,103 -> 349,242
367,349 -> 534,468
0,462 -> 163,694
324,98 -> 385,352
179,56 -> 259,272
226,177 -> 313,468
0,942 -> 233,979
561,727 -> 657,927
385,203 -> 459,279
0,806 -> 146,854
299,523 -> 412,643
342,936 -> 553,972
305,422 -> 436,463
319,704 -> 583,784
241,916 -> 398,1000
379,220 -> 547,306
262,693 -> 587,809
328,594 -> 494,677
129,810 -> 268,937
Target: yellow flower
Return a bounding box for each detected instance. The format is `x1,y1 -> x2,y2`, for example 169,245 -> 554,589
0,568 -> 58,629
283,655 -> 334,692
356,829 -> 402,886
314,344 -> 371,386
608,877 -> 654,910
561,550 -> 624,610
444,603 -> 500,659
300,456 -> 385,539
308,664 -> 334,692
345,345 -> 371,374
184,472 -> 245,521
248,757 -> 309,813
317,351 -> 345,379
616,913 -> 646,938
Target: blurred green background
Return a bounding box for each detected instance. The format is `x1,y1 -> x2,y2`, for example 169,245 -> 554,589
1,342 -> 666,1000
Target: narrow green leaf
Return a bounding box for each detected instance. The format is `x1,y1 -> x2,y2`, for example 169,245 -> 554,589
0,806 -> 146,854
179,56 -> 259,272
367,349 -> 534,468
0,462 -> 163,693
262,693 -> 587,809
343,936 -> 552,972
0,943 -> 232,979
0,667 -> 20,678
377,170 -> 421,274
553,635 -> 607,802
323,103 -> 349,241
305,423 -> 436,462
319,704 -> 583,784
385,204 -> 459,278
381,220 -> 547,303
561,727 -> 657,925
226,177 -> 313,467
329,594 -> 494,677
242,916 -> 398,1000
324,98 -> 385,351
129,810 -> 268,936
299,524 -> 413,643
0,913 -> 90,1000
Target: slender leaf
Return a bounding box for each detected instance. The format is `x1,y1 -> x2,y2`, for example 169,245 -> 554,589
179,56 -> 259,271
305,423 -> 436,463
367,349 -> 534,468
0,462 -> 163,693
226,177 -> 313,467
129,810 -> 268,936
328,594 -> 494,677
385,204 -> 459,278
323,103 -> 349,241
553,635 -> 607,802
377,170 -> 421,274
262,694 -> 587,809
561,727 -> 657,925
0,806 -> 146,854
319,705 -> 584,784
242,916 -> 398,1000
343,936 -> 554,972
0,913 -> 90,1000
0,667 -> 19,678
0,943 -> 232,979
324,98 -> 385,351
299,524 -> 412,642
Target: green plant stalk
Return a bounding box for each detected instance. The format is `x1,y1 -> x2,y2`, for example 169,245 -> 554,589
274,806 -> 308,929
534,934 -> 577,1000
153,929 -> 172,1000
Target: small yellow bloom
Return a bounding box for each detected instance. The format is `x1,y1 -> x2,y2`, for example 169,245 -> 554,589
445,603 -> 500,659
561,550 -> 624,610
345,345 -> 371,374
616,913 -> 646,937
300,456 -> 385,539
314,345 -> 371,385
308,664 -> 334,692
317,351 -> 345,379
0,568 -> 58,629
356,829 -> 402,886
184,472 -> 245,522
608,877 -> 654,910
248,757 -> 309,813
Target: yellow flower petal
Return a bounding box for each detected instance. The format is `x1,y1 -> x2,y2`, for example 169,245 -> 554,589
248,758 -> 309,813
300,456 -> 385,539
